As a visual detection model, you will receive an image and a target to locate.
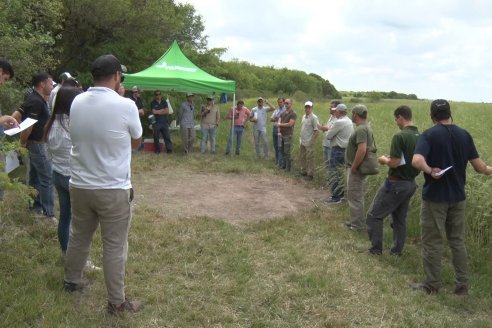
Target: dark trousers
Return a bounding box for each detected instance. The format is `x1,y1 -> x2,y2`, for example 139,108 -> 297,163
366,178 -> 417,254
281,135 -> 293,171
153,123 -> 173,153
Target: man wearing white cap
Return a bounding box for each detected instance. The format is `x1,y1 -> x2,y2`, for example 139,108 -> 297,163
299,101 -> 319,180
250,97 -> 275,159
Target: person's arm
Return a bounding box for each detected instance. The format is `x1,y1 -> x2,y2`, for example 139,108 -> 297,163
152,103 -> 169,115
12,110 -> 23,123
378,155 -> 401,168
265,100 -> 275,112
215,107 -> 220,126
470,158 -> 492,175
279,118 -> 295,128
412,154 -> 436,177
318,123 -> 329,132
351,142 -> 367,173
19,126 -> 33,146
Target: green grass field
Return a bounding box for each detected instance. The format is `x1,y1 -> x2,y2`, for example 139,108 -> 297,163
1,97 -> 491,327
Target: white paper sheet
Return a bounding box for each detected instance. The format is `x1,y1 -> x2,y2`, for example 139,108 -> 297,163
3,118 -> 37,136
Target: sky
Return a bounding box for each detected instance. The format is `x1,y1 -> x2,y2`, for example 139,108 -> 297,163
176,0 -> 492,103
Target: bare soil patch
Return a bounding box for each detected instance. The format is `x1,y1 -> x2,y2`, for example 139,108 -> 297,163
132,168 -> 324,224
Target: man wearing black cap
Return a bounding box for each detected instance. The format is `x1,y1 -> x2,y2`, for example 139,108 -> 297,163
411,99 -> 492,295
63,54 -> 143,314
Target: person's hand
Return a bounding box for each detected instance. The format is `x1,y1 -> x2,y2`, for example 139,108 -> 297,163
378,155 -> 389,165
430,167 -> 444,179
0,115 -> 19,129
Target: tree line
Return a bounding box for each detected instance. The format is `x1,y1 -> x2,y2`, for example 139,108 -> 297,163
1,0 -> 418,115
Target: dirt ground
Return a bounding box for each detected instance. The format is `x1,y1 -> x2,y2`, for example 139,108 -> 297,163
132,169 -> 325,224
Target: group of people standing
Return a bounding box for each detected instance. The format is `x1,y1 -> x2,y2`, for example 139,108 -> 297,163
2,51 -> 492,315
1,55 -> 144,314
322,99 -> 492,297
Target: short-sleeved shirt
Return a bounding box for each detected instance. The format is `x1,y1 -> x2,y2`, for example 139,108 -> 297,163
387,126 -> 420,180
280,110 -> 297,136
300,113 -> 319,146
20,90 -> 49,142
414,123 -> 479,203
326,115 -> 353,148
201,105 -> 220,129
271,106 -> 286,126
345,123 -> 372,166
129,95 -> 144,110
323,115 -> 337,147
251,106 -> 270,132
70,87 -> 142,189
150,99 -> 169,125
179,101 -> 195,128
227,106 -> 251,126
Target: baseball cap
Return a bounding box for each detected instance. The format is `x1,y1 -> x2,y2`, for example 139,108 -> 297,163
206,95 -> 214,100
335,103 -> 347,112
257,97 -> 264,101
430,99 -> 451,119
352,104 -> 368,116
131,86 -> 139,92
59,72 -> 72,81
91,54 -> 124,78
304,101 -> 313,107
186,92 -> 194,97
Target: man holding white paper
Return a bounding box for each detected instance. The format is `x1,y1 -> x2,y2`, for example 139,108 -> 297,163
366,105 -> 420,255
411,99 -> 492,295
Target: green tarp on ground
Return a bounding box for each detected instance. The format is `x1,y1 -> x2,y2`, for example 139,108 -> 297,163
123,40 -> 235,94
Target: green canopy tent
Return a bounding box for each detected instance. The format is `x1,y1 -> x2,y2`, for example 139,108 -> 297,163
122,40 -> 235,95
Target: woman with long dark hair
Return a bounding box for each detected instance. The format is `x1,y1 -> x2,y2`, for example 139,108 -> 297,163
44,87 -> 81,255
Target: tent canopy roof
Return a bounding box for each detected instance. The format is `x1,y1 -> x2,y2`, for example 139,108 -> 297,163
123,40 -> 235,94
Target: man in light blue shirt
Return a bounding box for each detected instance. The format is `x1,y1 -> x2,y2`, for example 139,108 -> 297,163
250,97 -> 274,159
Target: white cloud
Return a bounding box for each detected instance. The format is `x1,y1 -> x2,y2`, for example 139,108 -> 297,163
178,0 -> 492,102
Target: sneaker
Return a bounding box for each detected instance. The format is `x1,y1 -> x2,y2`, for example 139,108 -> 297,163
324,198 -> 342,204
107,299 -> 144,315
368,248 -> 382,256
63,280 -> 88,293
454,285 -> 468,296
84,260 -> 101,272
46,216 -> 58,224
348,224 -> 364,232
409,282 -> 438,294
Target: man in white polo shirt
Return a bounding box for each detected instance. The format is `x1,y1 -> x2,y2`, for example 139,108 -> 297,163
63,54 -> 143,315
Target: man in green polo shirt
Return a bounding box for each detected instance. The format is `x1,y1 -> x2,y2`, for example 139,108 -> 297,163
366,105 -> 420,255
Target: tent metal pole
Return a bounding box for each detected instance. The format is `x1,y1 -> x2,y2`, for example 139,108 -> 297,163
230,93 -> 235,158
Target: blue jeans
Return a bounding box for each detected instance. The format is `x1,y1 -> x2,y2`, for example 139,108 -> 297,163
153,122 -> 173,153
53,171 -> 71,251
253,129 -> 269,159
328,146 -> 345,200
27,143 -> 54,216
273,126 -> 283,165
201,126 -> 217,153
226,126 -> 244,154
323,146 -> 331,171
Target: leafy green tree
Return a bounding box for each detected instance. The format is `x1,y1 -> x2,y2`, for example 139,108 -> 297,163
56,0 -> 207,85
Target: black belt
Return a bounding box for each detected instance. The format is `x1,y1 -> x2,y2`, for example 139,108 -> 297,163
234,125 -> 244,128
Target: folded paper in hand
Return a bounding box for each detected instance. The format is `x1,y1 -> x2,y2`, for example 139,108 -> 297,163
435,166 -> 453,177
3,118 -> 37,136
